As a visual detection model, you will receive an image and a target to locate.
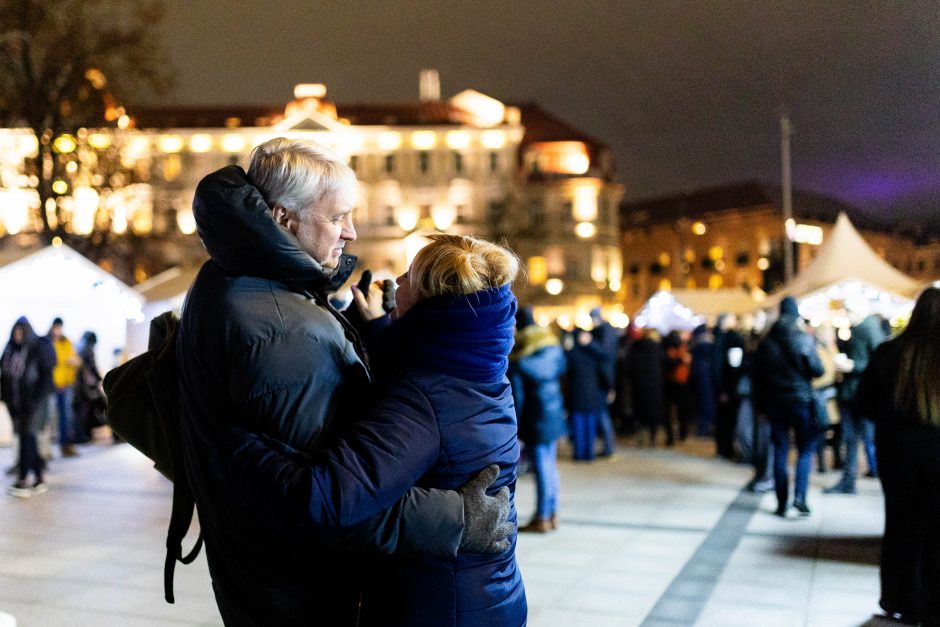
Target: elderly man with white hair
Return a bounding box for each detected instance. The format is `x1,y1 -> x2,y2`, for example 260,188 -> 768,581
176,138 -> 511,626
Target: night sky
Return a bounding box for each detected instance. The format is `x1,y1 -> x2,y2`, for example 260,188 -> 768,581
149,0 -> 940,224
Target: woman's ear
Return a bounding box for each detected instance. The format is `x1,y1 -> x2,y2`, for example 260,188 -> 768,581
272,205 -> 297,233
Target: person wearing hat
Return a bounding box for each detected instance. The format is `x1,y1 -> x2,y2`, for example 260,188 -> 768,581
752,297 -> 824,517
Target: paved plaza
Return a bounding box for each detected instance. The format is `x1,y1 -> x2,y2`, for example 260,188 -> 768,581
0,438 -> 893,626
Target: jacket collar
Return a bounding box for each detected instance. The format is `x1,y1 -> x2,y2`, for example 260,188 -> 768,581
193,165 -> 355,292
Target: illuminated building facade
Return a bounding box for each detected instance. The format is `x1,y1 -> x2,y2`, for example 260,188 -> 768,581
619,182 -> 940,314
0,80 -> 622,319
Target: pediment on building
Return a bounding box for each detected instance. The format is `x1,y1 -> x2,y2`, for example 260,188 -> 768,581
272,105 -> 347,133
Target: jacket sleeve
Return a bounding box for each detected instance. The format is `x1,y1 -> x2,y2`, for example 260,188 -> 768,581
801,334 -> 825,379
211,377 -> 464,557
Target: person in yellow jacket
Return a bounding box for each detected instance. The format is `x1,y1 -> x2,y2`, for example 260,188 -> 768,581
48,318 -> 80,456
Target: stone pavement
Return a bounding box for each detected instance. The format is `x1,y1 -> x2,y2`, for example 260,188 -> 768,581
0,438 -> 894,626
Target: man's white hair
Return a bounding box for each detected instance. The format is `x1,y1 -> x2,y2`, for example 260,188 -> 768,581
247,137 -> 355,216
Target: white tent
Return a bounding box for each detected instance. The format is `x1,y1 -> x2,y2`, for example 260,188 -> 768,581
764,212 -> 923,321
0,244 -> 144,374
635,288 -> 760,333
126,264 -> 202,357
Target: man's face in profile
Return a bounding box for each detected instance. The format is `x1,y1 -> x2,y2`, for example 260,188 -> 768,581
289,189 -> 357,270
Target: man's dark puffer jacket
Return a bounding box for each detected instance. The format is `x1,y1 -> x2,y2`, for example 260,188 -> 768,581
176,166 -> 463,627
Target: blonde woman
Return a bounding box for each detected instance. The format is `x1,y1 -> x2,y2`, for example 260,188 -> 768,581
226,234 -> 527,626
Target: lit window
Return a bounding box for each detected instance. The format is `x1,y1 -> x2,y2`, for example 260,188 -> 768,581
692,221 -> 707,235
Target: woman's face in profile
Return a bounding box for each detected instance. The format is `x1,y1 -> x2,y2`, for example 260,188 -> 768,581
392,270 -> 417,320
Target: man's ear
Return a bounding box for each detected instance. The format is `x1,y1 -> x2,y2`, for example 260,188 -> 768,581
272,205 -> 297,233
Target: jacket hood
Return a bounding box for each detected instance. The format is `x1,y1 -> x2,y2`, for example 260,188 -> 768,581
193,165 -> 355,292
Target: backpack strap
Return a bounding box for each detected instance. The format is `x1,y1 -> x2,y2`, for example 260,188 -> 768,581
164,474 -> 203,603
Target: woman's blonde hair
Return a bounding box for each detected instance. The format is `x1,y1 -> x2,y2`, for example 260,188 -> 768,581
408,234 -> 520,299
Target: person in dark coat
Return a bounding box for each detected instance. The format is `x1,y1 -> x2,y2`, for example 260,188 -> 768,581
510,305 -> 567,533
2,318 -> 54,497
566,327 -> 613,461
825,310 -> 887,494
858,287 -> 940,625
225,234 -> 527,626
628,328 -> 666,446
589,308 -> 619,455
662,329 -> 693,445
689,324 -> 717,437
175,139 -> 510,626
72,331 -> 106,442
752,297 -> 824,517
713,314 -> 746,459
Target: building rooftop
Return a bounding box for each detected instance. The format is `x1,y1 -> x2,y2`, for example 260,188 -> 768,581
618,181 -> 937,239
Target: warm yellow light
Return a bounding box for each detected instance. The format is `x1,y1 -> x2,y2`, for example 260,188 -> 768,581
53,134 -> 77,153
117,115 -> 130,129
19,134 -> 39,156
294,83 -> 327,99
378,131 -> 402,151
572,184 -> 598,221
51,236 -> 63,247
87,133 -> 112,150
84,68 -> 107,89
222,134 -> 246,153
111,201 -> 127,234
450,90 -> 506,127
545,278 -> 564,295
52,180 -> 69,195
575,221 -> 597,238
163,154 -> 182,181
658,252 -> 671,266
708,246 -> 723,261
692,221 -> 707,235
757,257 -> 770,270
558,149 -> 590,174
430,205 -> 456,231
159,135 -> 184,153
72,186 -> 100,235
395,206 -> 419,231
708,273 -> 724,289
65,161 -> 78,174
123,136 -> 150,163
176,207 -> 197,234
527,256 -> 548,285
0,189 -> 31,235
410,131 -> 437,150
714,259 -> 726,271
481,130 -> 506,150
609,279 -> 622,292
792,223 -> 824,245
659,279 -> 672,291
445,130 -> 471,150
684,248 -> 695,262
188,134 -> 213,153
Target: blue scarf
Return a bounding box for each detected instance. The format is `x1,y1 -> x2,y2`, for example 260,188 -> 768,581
383,285 -> 517,383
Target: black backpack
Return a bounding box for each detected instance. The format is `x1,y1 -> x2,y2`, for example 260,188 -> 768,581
103,311 -> 202,603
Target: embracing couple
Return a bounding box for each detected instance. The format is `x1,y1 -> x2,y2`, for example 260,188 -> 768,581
176,138 -> 527,626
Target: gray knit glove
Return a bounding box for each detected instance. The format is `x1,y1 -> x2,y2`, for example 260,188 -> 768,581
457,464 -> 514,553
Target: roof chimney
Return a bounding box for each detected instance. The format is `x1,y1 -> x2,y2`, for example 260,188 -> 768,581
419,69 -> 440,101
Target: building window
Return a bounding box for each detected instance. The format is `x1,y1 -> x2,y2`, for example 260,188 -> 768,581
349,155 -> 359,173
453,152 -> 464,174
528,200 -> 544,229
384,205 -> 396,226
489,152 -> 499,173
455,204 -> 468,224
628,263 -> 640,276
917,259 -> 926,273
934,256 -> 940,272
561,201 -> 574,224
419,152 -> 430,174
487,200 -> 505,224
384,154 -> 395,174
735,251 -> 750,267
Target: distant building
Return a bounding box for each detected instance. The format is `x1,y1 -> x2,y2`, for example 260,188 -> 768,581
0,79 -> 621,319
619,182 -> 940,313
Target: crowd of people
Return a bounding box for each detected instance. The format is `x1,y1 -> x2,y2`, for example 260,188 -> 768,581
2,135 -> 935,625
1,317 -> 106,497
